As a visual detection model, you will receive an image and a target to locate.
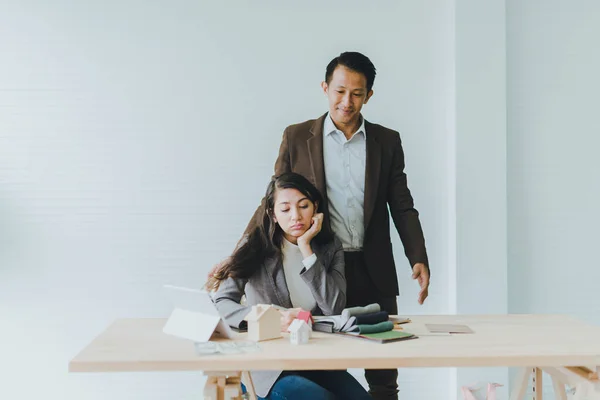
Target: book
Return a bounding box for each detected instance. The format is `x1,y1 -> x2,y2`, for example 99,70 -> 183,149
389,316 -> 411,324
312,320 -> 335,333
312,315 -> 357,332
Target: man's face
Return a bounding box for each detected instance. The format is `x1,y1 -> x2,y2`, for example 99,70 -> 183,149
322,65 -> 373,128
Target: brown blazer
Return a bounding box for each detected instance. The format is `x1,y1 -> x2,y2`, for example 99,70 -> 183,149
249,113 -> 428,296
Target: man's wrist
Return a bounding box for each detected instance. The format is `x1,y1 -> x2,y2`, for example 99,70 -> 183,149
413,262 -> 429,271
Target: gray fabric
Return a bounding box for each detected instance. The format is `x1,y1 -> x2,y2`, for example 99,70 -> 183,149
341,303 -> 381,319
212,237 -> 346,398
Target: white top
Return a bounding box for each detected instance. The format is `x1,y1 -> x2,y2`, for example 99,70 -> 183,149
281,238 -> 317,311
323,113 -> 367,251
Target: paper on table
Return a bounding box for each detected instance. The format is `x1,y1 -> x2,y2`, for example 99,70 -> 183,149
195,341 -> 261,355
425,324 -> 474,334
402,323 -> 451,336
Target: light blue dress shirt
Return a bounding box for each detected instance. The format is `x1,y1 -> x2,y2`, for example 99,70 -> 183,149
322,113 -> 366,251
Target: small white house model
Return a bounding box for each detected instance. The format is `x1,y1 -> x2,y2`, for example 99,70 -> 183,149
244,304 -> 281,342
296,310 -> 313,338
287,319 -> 310,345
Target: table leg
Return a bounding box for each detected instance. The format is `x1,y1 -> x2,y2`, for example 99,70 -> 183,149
225,376 -> 242,400
564,366 -> 599,381
204,371 -> 243,400
539,367 -> 568,400
510,367 -> 532,400
551,375 -> 568,400
204,376 -> 219,400
534,367 -> 543,400
242,370 -> 258,400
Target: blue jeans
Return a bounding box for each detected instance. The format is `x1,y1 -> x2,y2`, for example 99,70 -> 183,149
254,370 -> 372,400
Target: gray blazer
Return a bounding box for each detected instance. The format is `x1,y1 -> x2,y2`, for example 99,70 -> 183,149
212,237 -> 346,398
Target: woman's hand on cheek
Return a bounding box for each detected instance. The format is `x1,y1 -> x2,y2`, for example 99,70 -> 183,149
297,213 -> 324,247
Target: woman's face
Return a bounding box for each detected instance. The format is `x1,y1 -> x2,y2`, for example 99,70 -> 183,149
272,188 -> 317,244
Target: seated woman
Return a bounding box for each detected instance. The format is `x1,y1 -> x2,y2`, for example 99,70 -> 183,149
207,172 -> 371,400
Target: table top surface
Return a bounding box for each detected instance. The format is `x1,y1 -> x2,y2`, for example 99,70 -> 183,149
69,314 -> 600,372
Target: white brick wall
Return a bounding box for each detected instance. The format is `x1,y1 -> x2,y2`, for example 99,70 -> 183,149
0,1 -> 454,399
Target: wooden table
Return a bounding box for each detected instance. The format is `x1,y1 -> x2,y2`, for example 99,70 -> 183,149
69,315 -> 600,400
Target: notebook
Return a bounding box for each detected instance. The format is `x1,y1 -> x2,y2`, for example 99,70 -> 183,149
313,320 -> 336,333
389,316 -> 412,325
425,324 -> 474,334
336,330 -> 417,343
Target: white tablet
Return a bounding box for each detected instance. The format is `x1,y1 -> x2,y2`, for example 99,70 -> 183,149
162,284 -> 235,342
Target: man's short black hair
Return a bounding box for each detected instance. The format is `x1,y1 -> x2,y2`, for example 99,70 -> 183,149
325,51 -> 377,92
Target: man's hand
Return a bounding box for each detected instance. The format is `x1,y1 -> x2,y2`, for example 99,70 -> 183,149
412,263 -> 430,305
279,308 -> 303,332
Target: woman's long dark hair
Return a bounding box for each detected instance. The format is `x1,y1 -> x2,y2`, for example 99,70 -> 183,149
207,172 -> 333,290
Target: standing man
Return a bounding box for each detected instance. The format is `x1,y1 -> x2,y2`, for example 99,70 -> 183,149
213,51 -> 430,400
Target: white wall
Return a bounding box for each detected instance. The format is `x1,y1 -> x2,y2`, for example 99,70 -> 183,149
454,0 -> 508,397
507,0 -> 600,322
0,1 -> 454,399
507,0 -> 600,397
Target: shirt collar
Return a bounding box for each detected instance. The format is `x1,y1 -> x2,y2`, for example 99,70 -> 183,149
324,112 -> 366,139
282,236 -> 300,250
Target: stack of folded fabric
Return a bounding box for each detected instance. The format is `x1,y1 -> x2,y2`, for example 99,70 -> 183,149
313,303 -> 394,335
341,304 -> 393,335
